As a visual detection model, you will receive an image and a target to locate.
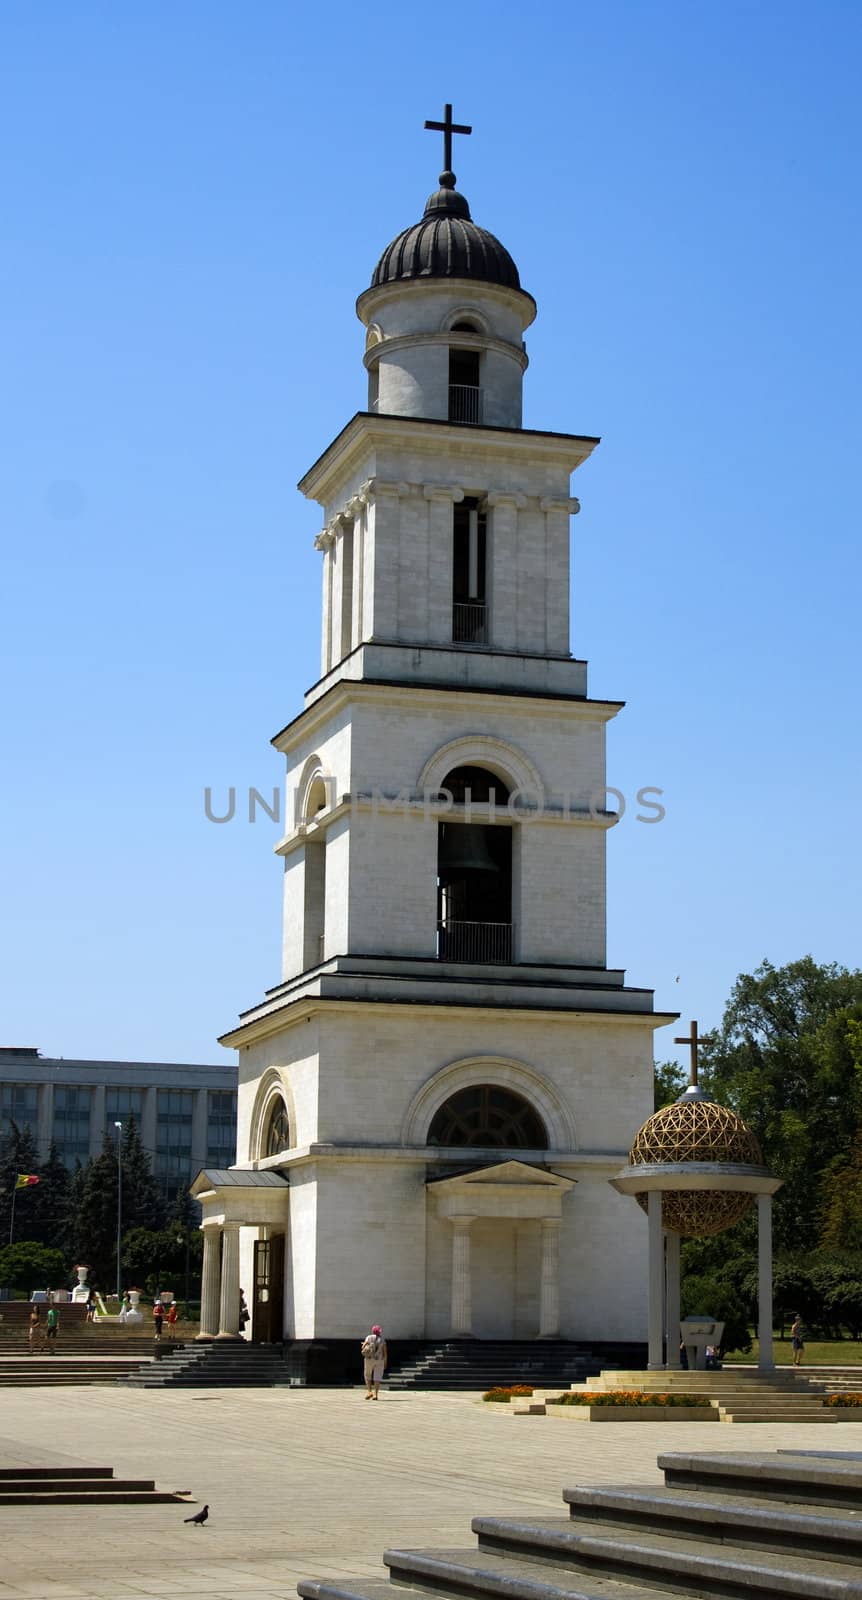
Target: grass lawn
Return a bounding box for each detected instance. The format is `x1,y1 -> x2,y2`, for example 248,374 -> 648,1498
726,1337 -> 862,1366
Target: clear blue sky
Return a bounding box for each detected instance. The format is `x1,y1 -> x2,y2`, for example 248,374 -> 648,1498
2,1 -> 860,1069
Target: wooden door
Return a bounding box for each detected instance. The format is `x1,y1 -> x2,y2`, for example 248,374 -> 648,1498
252,1236 -> 285,1343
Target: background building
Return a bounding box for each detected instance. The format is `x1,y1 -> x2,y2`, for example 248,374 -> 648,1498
0,1047 -> 236,1204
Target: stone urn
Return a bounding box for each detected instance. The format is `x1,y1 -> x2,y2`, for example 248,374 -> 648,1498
124,1288 -> 144,1328
70,1265 -> 90,1303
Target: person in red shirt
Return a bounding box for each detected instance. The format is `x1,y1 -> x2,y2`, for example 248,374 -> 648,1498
166,1301 -> 178,1338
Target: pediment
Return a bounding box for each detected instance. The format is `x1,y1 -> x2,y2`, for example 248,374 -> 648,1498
428,1159 -> 574,1193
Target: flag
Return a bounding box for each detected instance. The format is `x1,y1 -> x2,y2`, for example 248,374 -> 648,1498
15,1173 -> 39,1189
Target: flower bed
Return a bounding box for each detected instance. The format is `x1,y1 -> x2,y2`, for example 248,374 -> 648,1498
824,1393 -> 862,1407
549,1390 -> 713,1408
483,1384 -> 535,1403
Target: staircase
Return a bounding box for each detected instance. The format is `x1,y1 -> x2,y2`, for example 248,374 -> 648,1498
299,1448 -> 862,1600
0,1465 -> 188,1506
559,1367 -> 841,1424
0,1356 -> 155,1386
119,1340 -> 294,1387
384,1341 -> 646,1391
0,1300 -> 193,1354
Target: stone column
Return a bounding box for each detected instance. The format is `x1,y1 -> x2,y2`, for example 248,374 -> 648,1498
486,493 -> 523,650
217,1223 -> 242,1339
196,1226 -> 221,1341
665,1228 -> 681,1368
538,1218 -> 561,1338
450,1217 -> 474,1337
424,486 -> 463,645
757,1193 -> 774,1372
647,1189 -> 665,1369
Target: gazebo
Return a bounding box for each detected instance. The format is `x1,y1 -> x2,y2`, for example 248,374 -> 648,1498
610,1023 -> 782,1371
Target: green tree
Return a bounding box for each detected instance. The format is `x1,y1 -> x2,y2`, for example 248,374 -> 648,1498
71,1136 -> 120,1289
0,1240 -> 66,1295
654,1060 -> 686,1111
29,1142 -> 72,1250
0,1121 -> 41,1244
119,1117 -> 164,1232
699,960 -> 862,1252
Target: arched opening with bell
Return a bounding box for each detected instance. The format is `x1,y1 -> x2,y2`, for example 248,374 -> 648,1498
436,766 -> 513,963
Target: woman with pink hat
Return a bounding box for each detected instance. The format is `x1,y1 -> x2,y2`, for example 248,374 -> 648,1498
360,1324 -> 387,1400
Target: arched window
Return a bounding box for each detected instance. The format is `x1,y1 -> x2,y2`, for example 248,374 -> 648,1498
264,1097 -> 291,1157
428,1085 -> 548,1148
437,766 -> 512,962
451,319 -> 480,333
441,765 -> 510,804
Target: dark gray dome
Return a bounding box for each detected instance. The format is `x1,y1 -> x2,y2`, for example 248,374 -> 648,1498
371,175 -> 521,291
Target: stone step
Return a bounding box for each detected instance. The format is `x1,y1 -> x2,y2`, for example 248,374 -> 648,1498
302,1562 -> 683,1600
0,1477 -> 158,1495
467,1514 -> 862,1599
563,1485 -> 862,1565
0,1467 -> 113,1479
0,1489 -> 184,1505
658,1450 -> 862,1510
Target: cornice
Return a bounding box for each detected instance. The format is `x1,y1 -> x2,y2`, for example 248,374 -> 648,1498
363,328 -> 529,376
271,677 -> 623,753
297,413 -> 600,507
219,993 -> 678,1051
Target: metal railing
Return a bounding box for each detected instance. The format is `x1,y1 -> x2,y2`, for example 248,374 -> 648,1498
448,384 -> 482,424
437,920 -> 513,964
452,601 -> 488,644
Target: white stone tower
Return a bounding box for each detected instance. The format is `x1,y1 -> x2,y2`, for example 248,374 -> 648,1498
198,110 -> 673,1368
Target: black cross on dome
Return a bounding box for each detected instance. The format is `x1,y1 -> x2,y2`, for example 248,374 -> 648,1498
424,102 -> 472,189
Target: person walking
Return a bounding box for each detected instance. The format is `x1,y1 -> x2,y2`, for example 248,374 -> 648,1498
791,1314 -> 805,1367
166,1300 -> 178,1338
153,1299 -> 165,1341
361,1325 -> 387,1400
28,1306 -> 42,1354
45,1303 -> 59,1352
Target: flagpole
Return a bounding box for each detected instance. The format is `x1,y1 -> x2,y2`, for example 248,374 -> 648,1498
9,1181 -> 16,1246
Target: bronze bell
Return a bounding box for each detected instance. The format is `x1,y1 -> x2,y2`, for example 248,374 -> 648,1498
438,823 -> 499,875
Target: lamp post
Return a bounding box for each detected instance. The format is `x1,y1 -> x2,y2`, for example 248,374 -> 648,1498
114,1121 -> 123,1302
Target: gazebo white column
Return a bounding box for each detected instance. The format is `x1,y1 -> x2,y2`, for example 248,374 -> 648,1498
450,1217 -> 474,1336
647,1190 -> 664,1369
538,1218 -> 561,1337
665,1228 -> 681,1368
757,1193 -> 774,1372
217,1223 -> 242,1339
197,1225 -> 221,1341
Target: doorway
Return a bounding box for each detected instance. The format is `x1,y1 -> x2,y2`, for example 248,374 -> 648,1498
252,1234 -> 285,1343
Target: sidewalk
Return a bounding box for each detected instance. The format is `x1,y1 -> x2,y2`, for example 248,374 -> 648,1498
0,1384 -> 860,1600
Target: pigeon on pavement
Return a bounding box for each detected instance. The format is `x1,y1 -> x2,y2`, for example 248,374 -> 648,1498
184,1504 -> 209,1525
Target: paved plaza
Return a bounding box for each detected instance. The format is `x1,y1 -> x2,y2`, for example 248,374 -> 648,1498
1,1384 -> 861,1600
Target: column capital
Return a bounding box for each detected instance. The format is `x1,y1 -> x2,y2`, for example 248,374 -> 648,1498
486,491 -> 527,509
369,478 -> 412,498
423,484 -> 464,504
540,496 -> 580,515
314,529 -> 335,552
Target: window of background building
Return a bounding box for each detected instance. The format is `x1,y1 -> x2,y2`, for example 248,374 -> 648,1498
53,1085 -> 92,1165
0,1082 -> 39,1140
206,1090 -> 237,1167
156,1088 -> 194,1205
105,1086 -> 143,1134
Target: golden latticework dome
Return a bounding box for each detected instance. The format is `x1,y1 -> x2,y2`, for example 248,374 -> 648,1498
629,1094 -> 764,1238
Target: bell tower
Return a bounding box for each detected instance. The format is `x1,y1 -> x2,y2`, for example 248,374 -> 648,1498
214,110 -> 673,1370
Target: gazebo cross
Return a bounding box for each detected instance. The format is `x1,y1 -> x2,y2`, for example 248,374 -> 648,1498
674,1019 -> 702,1087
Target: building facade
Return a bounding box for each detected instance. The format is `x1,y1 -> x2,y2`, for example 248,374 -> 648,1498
194,124 -> 674,1359
0,1047 -> 236,1204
